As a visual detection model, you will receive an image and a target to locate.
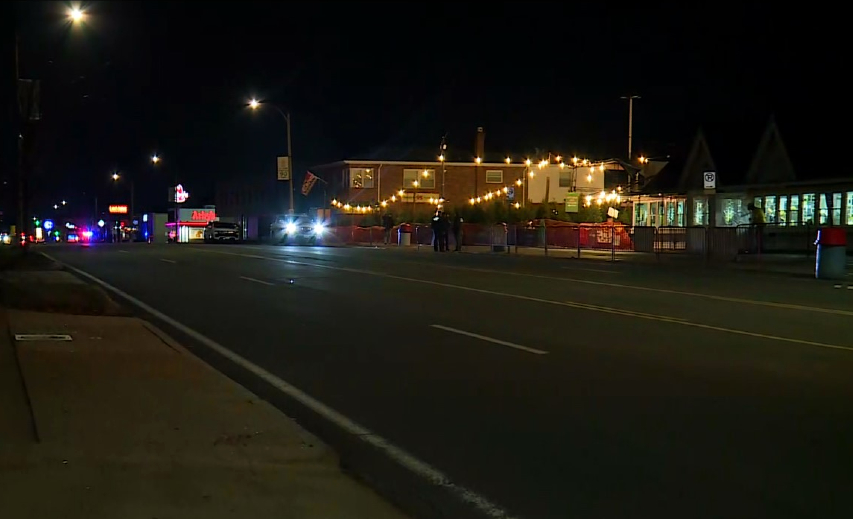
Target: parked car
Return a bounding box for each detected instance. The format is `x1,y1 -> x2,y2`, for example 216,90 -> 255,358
203,221 -> 241,243
270,214 -> 326,244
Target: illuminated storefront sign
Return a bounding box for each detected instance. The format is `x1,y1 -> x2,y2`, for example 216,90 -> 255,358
109,205 -> 128,214
174,184 -> 190,203
190,210 -> 215,222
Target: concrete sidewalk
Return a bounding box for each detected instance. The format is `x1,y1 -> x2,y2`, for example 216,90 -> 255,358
0,310 -> 408,519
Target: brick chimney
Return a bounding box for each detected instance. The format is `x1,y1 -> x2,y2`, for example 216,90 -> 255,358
475,127 -> 485,159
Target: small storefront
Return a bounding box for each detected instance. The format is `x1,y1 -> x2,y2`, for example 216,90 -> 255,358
167,207 -> 217,243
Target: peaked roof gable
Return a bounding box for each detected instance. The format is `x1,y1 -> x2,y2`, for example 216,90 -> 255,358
744,115 -> 796,184
677,129 -> 717,191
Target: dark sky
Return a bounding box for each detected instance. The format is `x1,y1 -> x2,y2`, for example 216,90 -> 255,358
5,2 -> 841,216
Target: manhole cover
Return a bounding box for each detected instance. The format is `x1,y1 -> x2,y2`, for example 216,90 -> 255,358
14,334 -> 73,341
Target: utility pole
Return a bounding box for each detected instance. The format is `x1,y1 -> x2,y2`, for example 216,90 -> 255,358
15,32 -> 26,244
621,95 -> 640,160
286,112 -> 294,214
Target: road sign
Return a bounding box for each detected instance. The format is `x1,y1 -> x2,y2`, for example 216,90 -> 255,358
703,171 -> 716,189
277,156 -> 291,181
564,193 -> 580,213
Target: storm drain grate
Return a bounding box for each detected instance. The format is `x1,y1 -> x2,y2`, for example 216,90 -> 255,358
14,334 -> 73,342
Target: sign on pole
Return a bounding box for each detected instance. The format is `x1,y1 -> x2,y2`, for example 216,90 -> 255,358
564,192 -> 580,213
301,171 -> 319,196
703,171 -> 716,190
277,156 -> 291,181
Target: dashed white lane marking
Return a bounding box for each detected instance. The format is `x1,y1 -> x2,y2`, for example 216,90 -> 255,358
194,248 -> 853,355
239,276 -> 274,286
431,325 -> 548,355
160,258 -> 177,264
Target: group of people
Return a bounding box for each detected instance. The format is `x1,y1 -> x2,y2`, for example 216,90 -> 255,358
381,211 -> 463,251
430,211 -> 463,252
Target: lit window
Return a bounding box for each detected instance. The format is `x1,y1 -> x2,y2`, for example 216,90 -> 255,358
485,170 -> 503,184
764,196 -> 777,224
789,195 -> 800,226
819,194 -> 829,224
693,198 -> 707,226
778,195 -> 788,226
350,168 -> 374,189
832,192 -> 842,225
403,169 -> 435,189
847,192 -> 853,225
802,194 -> 815,225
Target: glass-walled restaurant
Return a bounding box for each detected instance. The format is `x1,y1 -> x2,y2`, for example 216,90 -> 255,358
633,182 -> 853,228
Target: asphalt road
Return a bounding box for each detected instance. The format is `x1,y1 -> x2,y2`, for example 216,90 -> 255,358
44,242 -> 853,519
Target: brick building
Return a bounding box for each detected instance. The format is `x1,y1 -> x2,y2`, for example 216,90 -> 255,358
310,156 -> 529,212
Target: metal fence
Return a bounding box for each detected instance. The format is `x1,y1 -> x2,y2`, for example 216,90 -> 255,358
316,221 -> 839,262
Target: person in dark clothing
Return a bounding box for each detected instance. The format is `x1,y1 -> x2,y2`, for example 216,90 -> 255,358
441,212 -> 451,252
452,213 -> 464,252
431,211 -> 442,251
382,213 -> 393,245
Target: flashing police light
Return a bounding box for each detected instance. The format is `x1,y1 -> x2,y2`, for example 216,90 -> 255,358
43,219 -> 54,231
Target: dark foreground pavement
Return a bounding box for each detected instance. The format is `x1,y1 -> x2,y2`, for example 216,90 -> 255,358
43,242 -> 853,519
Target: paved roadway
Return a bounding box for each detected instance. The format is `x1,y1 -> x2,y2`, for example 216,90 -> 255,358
46,243 -> 853,519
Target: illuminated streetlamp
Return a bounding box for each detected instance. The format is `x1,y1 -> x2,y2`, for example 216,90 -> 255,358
151,154 -> 160,164
68,6 -> 85,23
248,98 -> 294,214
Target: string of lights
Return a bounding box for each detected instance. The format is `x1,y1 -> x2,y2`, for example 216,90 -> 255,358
328,153 -> 626,213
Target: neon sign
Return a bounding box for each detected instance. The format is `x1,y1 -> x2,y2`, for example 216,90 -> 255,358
190,210 -> 216,222
174,184 -> 190,203
109,205 -> 128,214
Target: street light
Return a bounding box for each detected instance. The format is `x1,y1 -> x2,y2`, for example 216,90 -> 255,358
61,200 -> 67,206
248,98 -> 294,214
151,154 -> 160,164
68,6 -> 85,23
111,172 -> 134,220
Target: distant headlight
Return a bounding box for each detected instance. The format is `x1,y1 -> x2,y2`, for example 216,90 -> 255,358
285,223 -> 297,234
313,223 -> 325,235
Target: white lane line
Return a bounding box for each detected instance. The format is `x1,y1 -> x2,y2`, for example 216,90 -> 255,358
240,276 -> 274,286
118,250 -> 129,253
561,266 -> 619,274
192,249 -> 853,355
431,325 -> 548,355
160,259 -> 177,264
401,261 -> 853,318
42,253 -> 516,519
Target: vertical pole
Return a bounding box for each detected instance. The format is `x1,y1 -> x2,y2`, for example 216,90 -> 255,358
130,181 -> 135,226
543,176 -> 550,256
611,222 -> 616,262
15,32 -> 27,245
577,225 -> 581,259
627,97 -> 634,161
286,113 -> 294,214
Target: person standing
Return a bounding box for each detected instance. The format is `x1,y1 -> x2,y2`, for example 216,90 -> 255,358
382,212 -> 394,245
441,212 -> 451,252
431,211 -> 442,251
452,213 -> 464,252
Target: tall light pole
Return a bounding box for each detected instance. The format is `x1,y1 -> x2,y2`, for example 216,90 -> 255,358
621,95 -> 640,160
111,172 -> 134,222
249,99 -> 294,214
13,5 -> 86,244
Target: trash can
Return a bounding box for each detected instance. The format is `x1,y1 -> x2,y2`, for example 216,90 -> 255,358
491,223 -> 508,252
815,227 -> 847,280
398,223 -> 412,246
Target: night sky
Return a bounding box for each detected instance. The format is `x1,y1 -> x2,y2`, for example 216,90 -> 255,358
4,2 -> 841,216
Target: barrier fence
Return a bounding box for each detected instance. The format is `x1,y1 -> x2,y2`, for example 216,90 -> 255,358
317,222 -> 839,261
